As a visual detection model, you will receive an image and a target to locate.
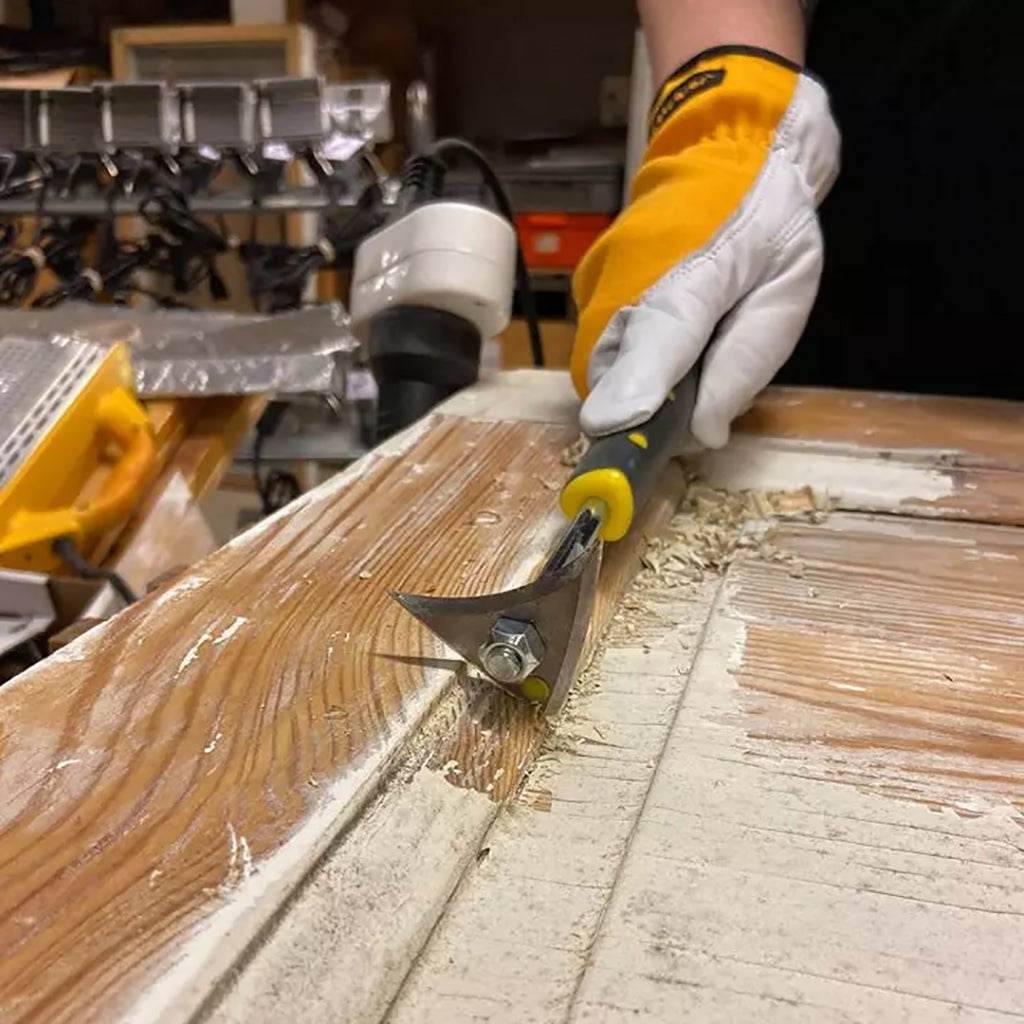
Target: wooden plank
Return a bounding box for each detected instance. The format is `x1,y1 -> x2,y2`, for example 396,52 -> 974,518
707,387 -> 1024,526
169,396 -> 267,500
0,372 -> 680,1024
566,512 -> 1024,1023
736,387 -> 1024,467
206,462 -> 686,1024
380,510 -> 1024,1024
7,372 -> 1024,1023
208,380 -> 1024,1024
111,22 -> 312,66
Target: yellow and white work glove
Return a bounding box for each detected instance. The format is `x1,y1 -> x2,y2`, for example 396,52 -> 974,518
572,47 -> 841,449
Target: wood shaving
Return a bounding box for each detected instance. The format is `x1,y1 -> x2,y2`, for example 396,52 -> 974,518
638,483 -> 836,590
560,435 -> 589,467
552,481 -> 837,737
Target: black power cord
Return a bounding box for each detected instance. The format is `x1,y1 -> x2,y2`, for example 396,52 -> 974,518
240,183 -> 388,312
140,187 -> 231,302
32,233 -> 163,308
0,216 -> 96,307
251,400 -> 301,516
428,137 -> 545,368
52,536 -> 137,606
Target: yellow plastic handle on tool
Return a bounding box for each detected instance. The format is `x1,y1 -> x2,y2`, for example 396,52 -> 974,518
73,390 -> 157,536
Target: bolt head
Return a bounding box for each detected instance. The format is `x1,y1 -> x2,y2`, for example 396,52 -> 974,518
478,617 -> 545,683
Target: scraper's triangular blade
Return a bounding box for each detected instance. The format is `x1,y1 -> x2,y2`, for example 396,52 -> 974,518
392,542 -> 601,714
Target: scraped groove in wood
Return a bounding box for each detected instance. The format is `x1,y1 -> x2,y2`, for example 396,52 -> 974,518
384,568 -> 726,1024
562,511 -> 1024,1024
0,411 -> 605,1024
729,514 -> 1024,808
421,465 -> 687,805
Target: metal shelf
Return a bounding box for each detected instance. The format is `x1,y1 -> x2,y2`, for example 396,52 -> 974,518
0,186 -> 359,217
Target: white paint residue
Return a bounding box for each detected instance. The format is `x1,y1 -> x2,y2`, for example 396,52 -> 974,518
239,836 -> 253,879
701,438 -> 956,507
122,661 -> 455,1024
53,758 -> 82,770
204,732 -> 223,755
439,760 -> 460,777
176,616 -> 247,676
326,646 -> 334,661
43,645 -> 90,665
227,823 -> 239,871
151,575 -> 209,612
374,414 -> 438,458
214,616 -> 248,645
177,628 -> 214,675
439,369 -> 576,424
225,823 -> 252,880
967,549 -> 1019,562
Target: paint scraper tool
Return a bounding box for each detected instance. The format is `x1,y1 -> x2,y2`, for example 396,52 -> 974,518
392,369 -> 697,715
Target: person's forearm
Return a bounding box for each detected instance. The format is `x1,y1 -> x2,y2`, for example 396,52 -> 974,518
638,0 -> 806,83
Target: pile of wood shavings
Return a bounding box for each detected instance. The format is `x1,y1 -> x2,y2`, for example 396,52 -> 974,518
545,483 -> 838,743
638,483 -> 838,589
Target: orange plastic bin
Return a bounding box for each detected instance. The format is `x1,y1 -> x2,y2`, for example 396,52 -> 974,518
515,212 -> 613,271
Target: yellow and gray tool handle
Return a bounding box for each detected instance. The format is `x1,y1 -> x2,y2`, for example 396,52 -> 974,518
559,367 -> 699,542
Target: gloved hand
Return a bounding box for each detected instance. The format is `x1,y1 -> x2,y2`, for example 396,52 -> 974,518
571,47 -> 840,449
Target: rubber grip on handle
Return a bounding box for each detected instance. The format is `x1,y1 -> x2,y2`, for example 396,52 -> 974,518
560,367 -> 699,542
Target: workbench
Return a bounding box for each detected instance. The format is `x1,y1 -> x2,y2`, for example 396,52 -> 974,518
1,371 -> 1022,1024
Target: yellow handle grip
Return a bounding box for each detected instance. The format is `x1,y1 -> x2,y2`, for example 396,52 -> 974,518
73,391 -> 157,536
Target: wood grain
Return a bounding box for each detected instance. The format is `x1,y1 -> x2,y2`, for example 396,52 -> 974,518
0,391 -> 675,1024
8,371 -> 1024,1024
722,386 -> 1024,527
736,386 -> 1024,467
386,510 -> 1024,1024
731,514 -> 1024,808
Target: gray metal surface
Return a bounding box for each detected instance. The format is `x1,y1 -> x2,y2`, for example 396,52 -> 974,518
393,519 -> 602,715
0,334 -> 102,490
257,77 -> 327,147
0,569 -> 56,657
0,185 -> 358,216
98,82 -> 181,152
180,82 -> 256,149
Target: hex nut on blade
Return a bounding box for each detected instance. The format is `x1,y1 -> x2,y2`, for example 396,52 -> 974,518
478,617 -> 545,683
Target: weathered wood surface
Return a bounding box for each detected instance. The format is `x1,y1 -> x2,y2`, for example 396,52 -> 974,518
383,511 -> 1024,1024
207,374 -> 1024,1024
0,373 -> 681,1024
726,386 -> 1024,525
3,371 -> 1023,1024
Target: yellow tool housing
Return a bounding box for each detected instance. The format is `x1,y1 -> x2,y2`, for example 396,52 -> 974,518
0,340 -> 156,573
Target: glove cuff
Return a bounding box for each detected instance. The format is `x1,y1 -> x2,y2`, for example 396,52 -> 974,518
647,46 -> 802,152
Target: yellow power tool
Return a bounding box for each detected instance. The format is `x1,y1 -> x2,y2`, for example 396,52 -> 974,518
0,332 -> 156,574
